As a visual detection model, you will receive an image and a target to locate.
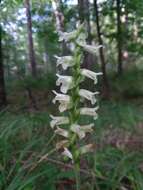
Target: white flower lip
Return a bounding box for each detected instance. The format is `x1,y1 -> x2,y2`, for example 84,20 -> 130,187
56,140 -> 68,150
78,42 -> 103,55
80,123 -> 94,132
58,101 -> 70,112
59,30 -> 77,42
70,123 -> 94,139
79,89 -> 99,105
55,127 -> 69,138
55,55 -> 74,70
70,124 -> 85,139
76,33 -> 87,44
81,69 -> 102,84
56,74 -> 73,94
52,90 -> 70,103
59,24 -> 87,43
80,107 -> 99,120
62,148 -> 73,160
52,91 -> 70,112
50,115 -> 69,128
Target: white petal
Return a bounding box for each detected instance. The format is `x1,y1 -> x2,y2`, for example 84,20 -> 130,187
55,55 -> 74,70
56,74 -> 73,93
58,101 -> 70,112
81,69 -> 102,84
79,89 -> 98,105
56,140 -> 69,150
78,43 -> 102,55
50,115 -> 69,128
55,127 -> 69,138
70,123 -> 94,139
80,107 -> 99,120
52,90 -> 70,103
52,91 -> 70,112
62,148 -> 73,160
59,30 -> 77,42
70,124 -> 85,139
80,123 -> 94,133
76,33 -> 87,44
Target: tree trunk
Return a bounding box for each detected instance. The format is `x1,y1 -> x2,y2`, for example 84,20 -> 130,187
78,0 -> 92,43
78,0 -> 93,69
0,27 -> 7,108
25,0 -> 37,77
52,0 -> 64,33
52,0 -> 67,56
78,0 -> 85,23
94,0 -> 110,98
84,0 -> 92,44
117,0 -> 123,75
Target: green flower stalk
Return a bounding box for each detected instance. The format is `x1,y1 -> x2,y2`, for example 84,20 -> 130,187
50,25 -> 102,189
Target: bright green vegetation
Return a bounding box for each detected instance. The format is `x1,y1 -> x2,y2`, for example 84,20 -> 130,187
0,70 -> 143,190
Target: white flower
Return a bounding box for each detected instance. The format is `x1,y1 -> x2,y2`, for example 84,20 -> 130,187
70,123 -> 94,139
80,107 -> 99,120
79,89 -> 99,105
55,127 -> 69,138
59,102 -> 70,113
52,91 -> 70,103
76,33 -> 87,44
81,69 -> 102,84
78,42 -> 102,55
59,24 -> 86,43
52,91 -> 70,112
70,124 -> 85,139
62,148 -> 73,160
56,140 -> 69,150
79,144 -> 94,154
59,30 -> 77,42
80,123 -> 94,132
50,115 -> 69,128
56,74 -> 73,94
55,56 -> 74,70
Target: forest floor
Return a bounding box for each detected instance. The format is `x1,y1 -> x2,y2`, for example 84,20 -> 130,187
0,70 -> 143,190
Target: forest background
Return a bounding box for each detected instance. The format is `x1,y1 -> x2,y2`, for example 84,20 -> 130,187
0,0 -> 143,189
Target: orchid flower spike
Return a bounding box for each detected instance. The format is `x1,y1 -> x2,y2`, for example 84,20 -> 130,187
50,25 -> 102,163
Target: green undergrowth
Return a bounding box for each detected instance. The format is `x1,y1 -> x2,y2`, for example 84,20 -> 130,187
0,111 -> 75,190
0,98 -> 143,189
109,69 -> 143,99
6,72 -> 56,94
1,69 -> 143,189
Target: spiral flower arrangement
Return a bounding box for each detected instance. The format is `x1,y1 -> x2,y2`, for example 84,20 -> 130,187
50,25 -> 102,188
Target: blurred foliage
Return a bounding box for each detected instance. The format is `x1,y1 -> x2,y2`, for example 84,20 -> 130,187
1,0 -> 143,189
0,95 -> 143,189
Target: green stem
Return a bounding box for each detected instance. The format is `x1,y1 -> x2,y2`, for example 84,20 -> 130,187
74,163 -> 80,190
68,43 -> 83,190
